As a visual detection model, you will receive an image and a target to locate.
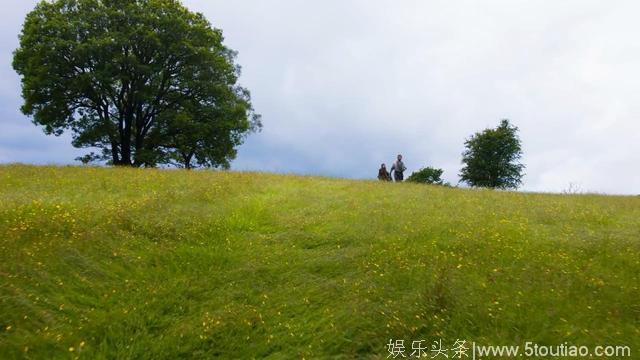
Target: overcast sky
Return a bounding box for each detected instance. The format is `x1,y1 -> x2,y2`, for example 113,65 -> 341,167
1,1 -> 638,194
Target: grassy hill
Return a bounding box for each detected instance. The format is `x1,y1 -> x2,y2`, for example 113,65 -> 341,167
1,165 -> 638,359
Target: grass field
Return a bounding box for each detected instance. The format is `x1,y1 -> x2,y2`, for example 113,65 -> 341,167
0,165 -> 638,359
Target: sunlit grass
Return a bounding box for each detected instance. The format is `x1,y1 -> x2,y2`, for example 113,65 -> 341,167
1,165 -> 638,358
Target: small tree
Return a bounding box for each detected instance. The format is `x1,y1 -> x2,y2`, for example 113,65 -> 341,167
407,167 -> 445,185
459,119 -> 525,189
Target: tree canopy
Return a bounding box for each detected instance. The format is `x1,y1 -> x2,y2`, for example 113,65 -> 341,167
13,0 -> 260,168
459,119 -> 525,189
406,167 -> 446,185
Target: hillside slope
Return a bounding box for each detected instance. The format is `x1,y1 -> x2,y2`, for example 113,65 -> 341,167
1,165 -> 638,358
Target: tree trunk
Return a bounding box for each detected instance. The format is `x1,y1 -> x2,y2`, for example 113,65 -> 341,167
182,151 -> 194,170
120,112 -> 133,166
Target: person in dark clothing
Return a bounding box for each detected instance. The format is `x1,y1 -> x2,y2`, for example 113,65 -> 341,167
390,154 -> 406,182
378,163 -> 391,181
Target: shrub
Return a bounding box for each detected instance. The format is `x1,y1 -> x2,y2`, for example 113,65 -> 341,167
407,167 -> 445,185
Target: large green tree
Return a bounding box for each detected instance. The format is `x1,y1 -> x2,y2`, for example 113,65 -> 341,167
13,0 -> 260,167
459,119 -> 525,189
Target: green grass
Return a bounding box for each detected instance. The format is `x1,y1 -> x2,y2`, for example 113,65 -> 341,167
0,165 -> 638,359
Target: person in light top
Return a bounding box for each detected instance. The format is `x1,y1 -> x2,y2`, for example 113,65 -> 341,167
389,154 -> 407,182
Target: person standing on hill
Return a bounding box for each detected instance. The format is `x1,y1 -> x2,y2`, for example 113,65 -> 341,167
378,163 -> 391,181
390,154 -> 407,182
